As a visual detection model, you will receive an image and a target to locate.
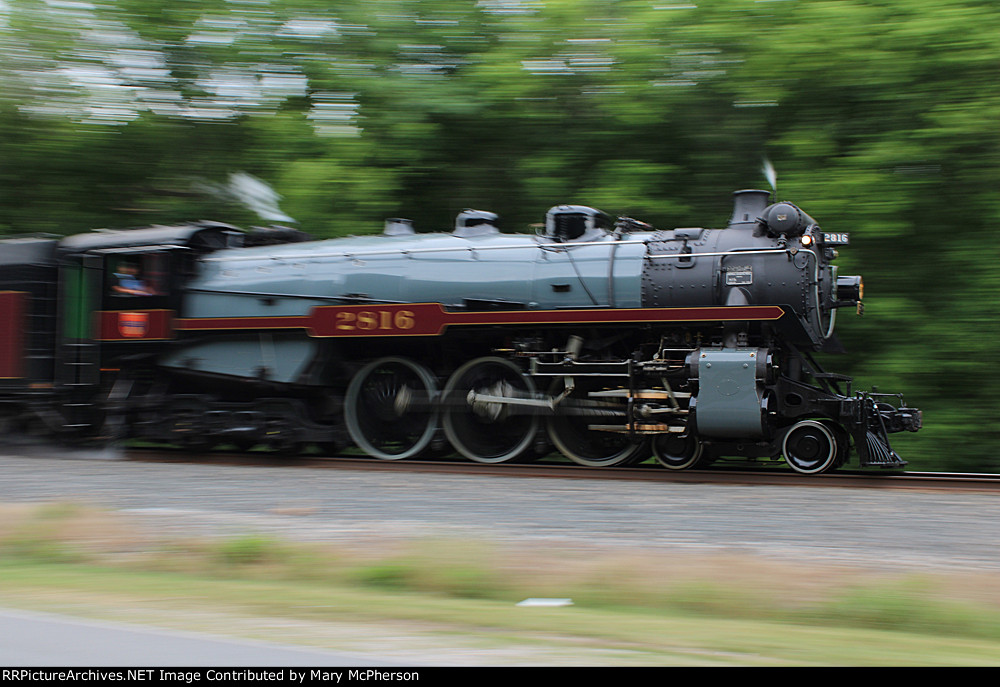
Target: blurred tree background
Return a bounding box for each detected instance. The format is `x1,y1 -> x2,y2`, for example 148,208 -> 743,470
0,0 -> 997,469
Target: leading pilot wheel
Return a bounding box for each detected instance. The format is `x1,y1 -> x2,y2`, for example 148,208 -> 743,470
344,357 -> 439,460
652,433 -> 705,470
443,357 -> 539,464
782,420 -> 839,475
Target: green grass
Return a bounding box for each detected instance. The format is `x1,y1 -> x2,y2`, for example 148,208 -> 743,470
1,502 -> 1000,665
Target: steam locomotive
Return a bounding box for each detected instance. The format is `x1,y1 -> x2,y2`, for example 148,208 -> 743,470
0,189 -> 920,474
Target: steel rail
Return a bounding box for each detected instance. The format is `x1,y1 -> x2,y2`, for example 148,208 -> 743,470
120,448 -> 1000,493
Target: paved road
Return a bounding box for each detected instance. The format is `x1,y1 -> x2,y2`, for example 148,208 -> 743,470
2,449 -> 999,572
0,608 -> 403,667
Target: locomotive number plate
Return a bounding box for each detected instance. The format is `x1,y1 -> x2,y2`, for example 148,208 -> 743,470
724,270 -> 753,286
310,303 -> 439,337
823,232 -> 850,245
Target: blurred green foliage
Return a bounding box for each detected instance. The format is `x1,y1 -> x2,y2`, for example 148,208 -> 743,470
0,0 -> 997,468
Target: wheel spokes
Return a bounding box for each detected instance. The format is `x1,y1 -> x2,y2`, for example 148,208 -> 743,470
547,382 -> 647,467
443,357 -> 539,464
345,357 -> 439,460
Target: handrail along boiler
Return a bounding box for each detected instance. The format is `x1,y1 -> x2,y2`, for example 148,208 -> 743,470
0,190 -> 920,473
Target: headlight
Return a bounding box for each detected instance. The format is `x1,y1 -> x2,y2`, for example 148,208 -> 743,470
836,275 -> 863,303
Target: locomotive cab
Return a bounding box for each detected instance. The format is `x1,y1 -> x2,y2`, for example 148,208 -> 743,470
52,222 -> 242,399
58,221 -> 242,320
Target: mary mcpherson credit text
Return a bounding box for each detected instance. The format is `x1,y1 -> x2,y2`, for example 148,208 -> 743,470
2,670 -> 420,683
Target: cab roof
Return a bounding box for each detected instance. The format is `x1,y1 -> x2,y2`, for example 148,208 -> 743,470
57,221 -> 242,255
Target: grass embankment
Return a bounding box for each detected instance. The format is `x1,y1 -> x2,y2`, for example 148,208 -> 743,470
1,502 -> 999,666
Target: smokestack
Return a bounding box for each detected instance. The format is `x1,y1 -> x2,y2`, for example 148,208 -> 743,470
728,189 -> 771,228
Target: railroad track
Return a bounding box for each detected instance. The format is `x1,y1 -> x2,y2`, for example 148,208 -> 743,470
119,447 -> 1000,493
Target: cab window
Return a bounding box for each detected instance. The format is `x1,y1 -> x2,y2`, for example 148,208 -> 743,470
108,254 -> 167,298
